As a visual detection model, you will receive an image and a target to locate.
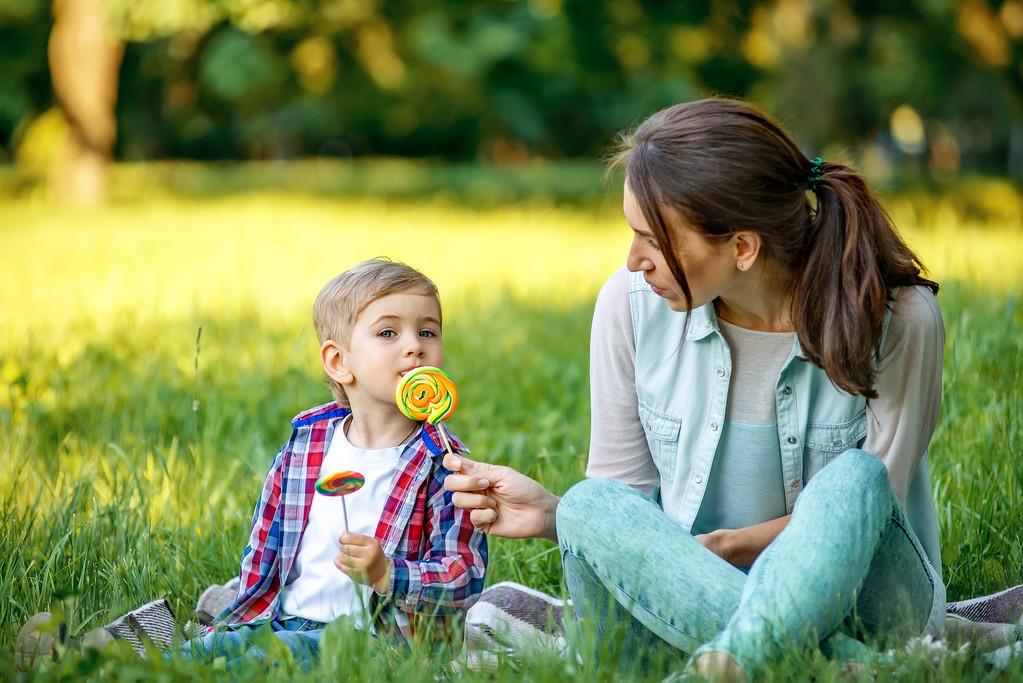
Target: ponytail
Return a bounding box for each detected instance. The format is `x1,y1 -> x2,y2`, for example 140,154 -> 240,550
794,164 -> 937,398
616,98 -> 938,399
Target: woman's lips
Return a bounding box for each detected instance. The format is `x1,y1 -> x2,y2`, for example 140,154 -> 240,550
648,283 -> 668,297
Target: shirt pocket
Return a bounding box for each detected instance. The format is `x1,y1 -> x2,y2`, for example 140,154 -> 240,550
803,413 -> 868,482
637,401 -> 683,483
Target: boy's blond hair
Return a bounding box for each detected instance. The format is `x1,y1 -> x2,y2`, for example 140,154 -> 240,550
313,258 -> 440,406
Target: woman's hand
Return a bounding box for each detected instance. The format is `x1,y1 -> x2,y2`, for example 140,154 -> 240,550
694,528 -> 736,564
696,514 -> 791,568
442,453 -> 560,541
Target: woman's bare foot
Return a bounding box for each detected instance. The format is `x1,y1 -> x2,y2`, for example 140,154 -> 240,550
693,650 -> 748,682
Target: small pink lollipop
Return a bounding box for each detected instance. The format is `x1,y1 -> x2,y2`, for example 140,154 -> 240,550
315,470 -> 365,532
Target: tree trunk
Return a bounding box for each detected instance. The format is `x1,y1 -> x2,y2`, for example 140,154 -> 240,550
48,0 -> 123,205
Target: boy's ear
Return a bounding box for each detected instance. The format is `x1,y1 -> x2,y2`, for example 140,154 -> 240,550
321,340 -> 354,386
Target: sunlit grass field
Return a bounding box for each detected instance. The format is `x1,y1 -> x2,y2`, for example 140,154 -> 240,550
2,165 -> 1022,680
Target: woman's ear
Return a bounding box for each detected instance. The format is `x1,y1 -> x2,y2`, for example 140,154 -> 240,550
732,231 -> 762,271
321,340 -> 354,386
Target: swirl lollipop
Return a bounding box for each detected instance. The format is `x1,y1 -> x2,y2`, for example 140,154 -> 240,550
396,366 -> 458,454
315,470 -> 365,532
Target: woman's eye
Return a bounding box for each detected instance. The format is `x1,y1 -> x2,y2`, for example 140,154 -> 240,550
379,329 -> 396,338
647,238 -> 660,251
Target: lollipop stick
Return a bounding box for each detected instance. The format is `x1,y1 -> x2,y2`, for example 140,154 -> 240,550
437,422 -> 454,456
341,497 -> 350,534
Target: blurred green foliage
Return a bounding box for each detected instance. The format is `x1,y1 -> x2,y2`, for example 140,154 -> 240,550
0,0 -> 1021,172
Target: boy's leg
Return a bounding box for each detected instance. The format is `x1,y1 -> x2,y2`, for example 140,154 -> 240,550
179,619 -> 324,670
695,449 -> 938,677
266,618 -> 324,670
179,626 -> 255,662
556,478 -> 747,666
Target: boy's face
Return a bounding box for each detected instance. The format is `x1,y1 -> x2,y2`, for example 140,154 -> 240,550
329,290 -> 443,410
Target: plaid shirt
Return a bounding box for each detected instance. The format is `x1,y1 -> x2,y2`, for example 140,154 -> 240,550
214,401 -> 487,640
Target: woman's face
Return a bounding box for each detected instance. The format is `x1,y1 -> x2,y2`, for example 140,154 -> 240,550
623,181 -> 738,312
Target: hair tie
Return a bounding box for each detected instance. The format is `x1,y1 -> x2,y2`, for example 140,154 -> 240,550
807,156 -> 824,191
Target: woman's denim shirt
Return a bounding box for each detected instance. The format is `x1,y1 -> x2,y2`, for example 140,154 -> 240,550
627,270 -> 942,575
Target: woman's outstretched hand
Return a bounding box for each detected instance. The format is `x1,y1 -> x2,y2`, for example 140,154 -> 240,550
442,453 -> 560,542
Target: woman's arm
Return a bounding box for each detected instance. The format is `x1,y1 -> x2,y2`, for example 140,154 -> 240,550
586,267 -> 659,491
862,286 -> 945,505
444,268 -> 656,541
443,453 -> 561,542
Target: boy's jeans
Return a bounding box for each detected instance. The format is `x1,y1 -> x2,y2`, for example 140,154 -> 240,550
181,617 -> 326,670
556,449 -> 941,674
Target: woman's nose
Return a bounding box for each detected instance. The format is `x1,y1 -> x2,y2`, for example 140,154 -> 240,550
626,237 -> 650,272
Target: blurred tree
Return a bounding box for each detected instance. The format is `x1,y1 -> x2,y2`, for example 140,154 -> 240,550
48,0 -> 123,204
0,0 -> 1020,181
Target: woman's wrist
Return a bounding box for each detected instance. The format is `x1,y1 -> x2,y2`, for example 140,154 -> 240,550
541,493 -> 561,542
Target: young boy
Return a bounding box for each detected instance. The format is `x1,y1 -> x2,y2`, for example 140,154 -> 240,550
16,259 -> 486,670
188,258 -> 487,665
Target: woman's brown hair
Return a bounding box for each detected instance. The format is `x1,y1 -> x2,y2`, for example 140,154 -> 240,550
614,98 -> 938,398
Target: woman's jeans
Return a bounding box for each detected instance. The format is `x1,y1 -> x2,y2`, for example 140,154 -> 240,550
180,617 -> 326,670
556,450 -> 942,673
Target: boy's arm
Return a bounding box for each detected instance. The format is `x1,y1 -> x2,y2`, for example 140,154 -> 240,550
236,447 -> 287,591
385,464 -> 488,615
209,444 -> 289,629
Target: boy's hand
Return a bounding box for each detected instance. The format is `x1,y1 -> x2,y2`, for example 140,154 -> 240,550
335,533 -> 390,594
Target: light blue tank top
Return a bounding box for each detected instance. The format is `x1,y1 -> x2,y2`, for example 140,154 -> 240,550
691,422 -> 787,537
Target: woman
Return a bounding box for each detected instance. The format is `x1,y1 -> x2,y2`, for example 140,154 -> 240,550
444,98 -> 949,679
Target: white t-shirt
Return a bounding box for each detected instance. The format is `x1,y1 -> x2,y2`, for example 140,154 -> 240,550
280,415 -> 403,626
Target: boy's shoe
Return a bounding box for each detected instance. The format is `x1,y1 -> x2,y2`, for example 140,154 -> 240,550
14,598 -> 177,669
194,577 -> 239,626
15,612 -> 63,670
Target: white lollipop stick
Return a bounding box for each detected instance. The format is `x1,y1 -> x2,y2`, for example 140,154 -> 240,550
437,423 -> 454,456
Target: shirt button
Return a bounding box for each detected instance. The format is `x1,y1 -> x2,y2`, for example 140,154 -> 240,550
710,422 -> 719,431
782,386 -> 792,395
694,474 -> 704,484
717,367 -> 726,377
832,439 -> 843,448
787,436 -> 798,445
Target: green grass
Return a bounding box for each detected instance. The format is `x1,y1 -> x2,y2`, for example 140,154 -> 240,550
1,168 -> 1022,680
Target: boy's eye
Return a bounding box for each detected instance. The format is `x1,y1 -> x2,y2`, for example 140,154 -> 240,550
379,329 -> 396,338
419,329 -> 437,338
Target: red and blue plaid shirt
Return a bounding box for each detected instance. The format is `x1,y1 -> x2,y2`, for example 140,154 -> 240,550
214,402 -> 487,640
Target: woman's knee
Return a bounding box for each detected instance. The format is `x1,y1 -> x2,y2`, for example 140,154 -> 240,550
557,478 -> 637,553
818,448 -> 890,494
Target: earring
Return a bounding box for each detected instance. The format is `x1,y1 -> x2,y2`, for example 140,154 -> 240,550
737,262 -> 747,271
